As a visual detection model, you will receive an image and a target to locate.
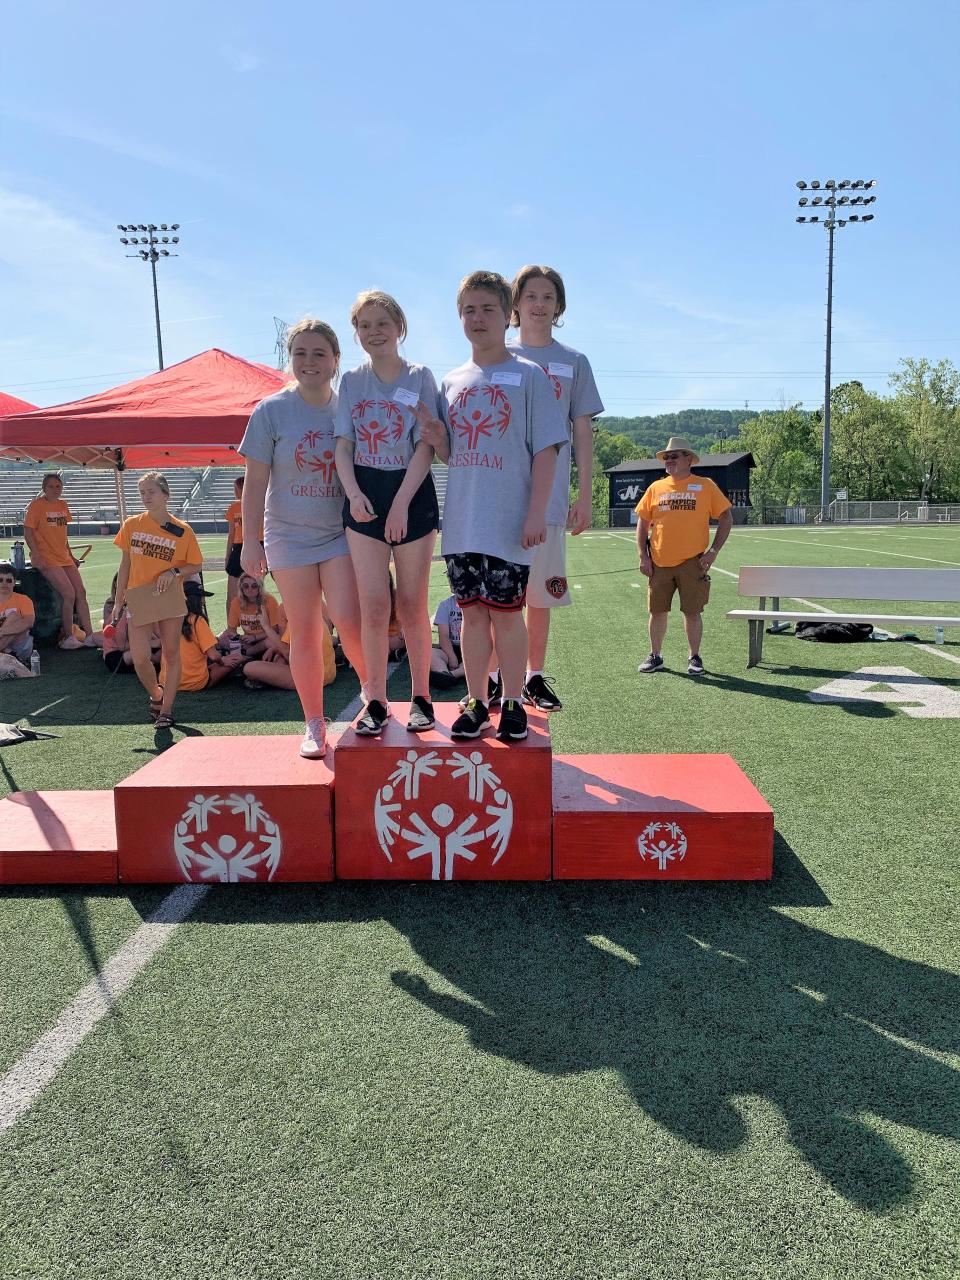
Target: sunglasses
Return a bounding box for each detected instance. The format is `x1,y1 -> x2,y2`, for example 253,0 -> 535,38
662,453 -> 688,461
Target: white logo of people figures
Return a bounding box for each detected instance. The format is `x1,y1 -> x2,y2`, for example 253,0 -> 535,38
373,750 -> 514,880
173,792 -> 283,883
637,820 -> 688,873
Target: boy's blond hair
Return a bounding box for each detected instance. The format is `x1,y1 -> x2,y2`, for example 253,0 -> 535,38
456,270 -> 512,319
510,264 -> 566,328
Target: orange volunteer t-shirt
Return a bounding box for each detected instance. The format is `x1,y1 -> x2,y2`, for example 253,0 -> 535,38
1,592 -> 35,625
161,614 -> 218,692
24,497 -> 73,567
635,476 -> 731,567
225,500 -> 264,544
114,513 -> 202,589
227,593 -> 282,637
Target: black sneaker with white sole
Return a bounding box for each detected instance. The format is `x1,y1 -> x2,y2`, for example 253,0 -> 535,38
450,698 -> 491,739
496,698 -> 528,741
406,695 -> 435,731
522,673 -> 562,711
687,654 -> 705,676
638,653 -> 665,673
355,699 -> 390,736
487,673 -> 502,706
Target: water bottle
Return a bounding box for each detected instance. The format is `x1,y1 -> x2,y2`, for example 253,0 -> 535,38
30,650 -> 41,676
229,635 -> 242,659
12,541 -> 26,573
935,626 -> 945,645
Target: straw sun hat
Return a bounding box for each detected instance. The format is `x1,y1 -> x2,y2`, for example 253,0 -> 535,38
655,436 -> 700,464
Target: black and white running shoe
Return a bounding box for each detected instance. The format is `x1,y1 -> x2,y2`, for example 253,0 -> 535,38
522,673 -> 562,711
496,699 -> 528,741
687,654 -> 705,676
356,699 -> 390,736
637,653 -> 665,673
450,698 -> 491,739
406,695 -> 435,731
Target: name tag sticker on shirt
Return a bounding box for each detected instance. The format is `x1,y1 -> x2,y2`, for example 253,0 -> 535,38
548,362 -> 574,378
687,484 -> 703,491
490,371 -> 522,386
393,387 -> 419,407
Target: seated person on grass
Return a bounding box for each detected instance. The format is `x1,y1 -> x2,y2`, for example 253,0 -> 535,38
103,573 -> 160,673
429,593 -> 465,690
220,573 -> 285,659
162,581 -> 245,693
244,617 -> 336,690
0,561 -> 35,667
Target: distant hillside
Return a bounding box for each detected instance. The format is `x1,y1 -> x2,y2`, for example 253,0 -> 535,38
597,408 -> 758,454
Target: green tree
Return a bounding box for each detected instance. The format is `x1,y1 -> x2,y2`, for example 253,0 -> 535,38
733,404 -> 820,504
828,381 -> 912,500
888,358 -> 960,500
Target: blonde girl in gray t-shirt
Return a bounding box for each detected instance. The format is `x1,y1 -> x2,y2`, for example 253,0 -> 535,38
334,290 -> 440,738
239,318 -> 366,759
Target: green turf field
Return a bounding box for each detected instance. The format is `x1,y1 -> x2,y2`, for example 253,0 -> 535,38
2,527 -> 959,1279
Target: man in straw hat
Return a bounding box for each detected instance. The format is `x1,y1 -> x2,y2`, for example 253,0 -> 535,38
634,437 -> 733,675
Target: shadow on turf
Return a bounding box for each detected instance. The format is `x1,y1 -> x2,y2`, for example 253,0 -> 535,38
170,836 -> 957,1214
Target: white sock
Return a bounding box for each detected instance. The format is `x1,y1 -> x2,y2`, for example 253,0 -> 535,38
489,667 -> 500,681
525,669 -> 542,683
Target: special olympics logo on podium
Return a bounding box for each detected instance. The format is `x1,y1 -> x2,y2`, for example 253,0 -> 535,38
637,820 -> 688,872
173,793 -> 282,883
373,750 -> 514,880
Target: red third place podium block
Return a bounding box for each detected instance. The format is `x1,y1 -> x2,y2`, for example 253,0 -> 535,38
115,736 -> 334,884
335,702 -> 553,880
553,754 -> 773,880
0,790 -> 118,884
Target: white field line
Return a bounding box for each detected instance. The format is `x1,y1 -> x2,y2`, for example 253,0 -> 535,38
0,673 -> 374,1134
0,884 -> 208,1133
732,532 -> 960,568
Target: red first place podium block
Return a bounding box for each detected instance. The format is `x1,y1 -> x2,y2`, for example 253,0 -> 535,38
114,735 -> 334,884
334,702 -> 553,880
0,790 -> 118,885
553,754 -> 773,880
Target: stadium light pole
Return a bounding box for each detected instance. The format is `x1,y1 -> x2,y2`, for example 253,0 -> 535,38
795,180 -> 877,517
116,223 -> 181,371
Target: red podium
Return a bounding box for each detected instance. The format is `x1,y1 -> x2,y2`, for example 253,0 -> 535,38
552,754 -> 773,880
114,736 -> 334,884
0,791 -> 117,885
334,702 -> 553,880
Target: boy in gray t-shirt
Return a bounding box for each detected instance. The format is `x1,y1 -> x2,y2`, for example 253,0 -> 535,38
418,270 -> 566,743
506,264 -> 604,712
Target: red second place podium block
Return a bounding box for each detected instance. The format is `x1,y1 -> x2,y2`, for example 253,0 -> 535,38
0,790 -> 117,885
553,754 -> 773,880
334,702 -> 553,880
114,736 -> 333,884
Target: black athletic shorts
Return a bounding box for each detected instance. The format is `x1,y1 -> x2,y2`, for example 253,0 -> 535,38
103,650 -> 132,673
227,542 -> 265,578
343,465 -> 439,545
444,552 -> 529,612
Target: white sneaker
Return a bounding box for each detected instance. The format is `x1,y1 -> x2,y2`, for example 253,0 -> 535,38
59,636 -> 83,650
83,634 -> 101,648
300,716 -> 327,758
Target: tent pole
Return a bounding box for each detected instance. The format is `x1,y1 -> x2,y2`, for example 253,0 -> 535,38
114,465 -> 128,523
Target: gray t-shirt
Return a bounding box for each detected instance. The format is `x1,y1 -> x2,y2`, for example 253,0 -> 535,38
438,353 -> 568,565
433,595 -> 463,646
506,337 -> 604,524
239,386 -> 346,569
334,361 -> 440,470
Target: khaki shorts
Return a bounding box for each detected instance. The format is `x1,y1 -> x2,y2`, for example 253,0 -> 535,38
648,554 -> 711,614
526,524 -> 572,608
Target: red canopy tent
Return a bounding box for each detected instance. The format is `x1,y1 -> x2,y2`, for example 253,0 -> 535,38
0,349 -> 286,470
0,392 -> 38,416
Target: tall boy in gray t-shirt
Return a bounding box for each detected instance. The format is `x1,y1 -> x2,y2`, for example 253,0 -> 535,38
418,270 -> 566,742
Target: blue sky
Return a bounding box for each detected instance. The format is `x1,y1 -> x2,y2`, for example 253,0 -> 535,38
1,0 -> 958,421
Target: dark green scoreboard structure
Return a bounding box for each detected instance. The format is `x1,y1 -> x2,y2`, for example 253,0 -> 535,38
605,451 -> 755,527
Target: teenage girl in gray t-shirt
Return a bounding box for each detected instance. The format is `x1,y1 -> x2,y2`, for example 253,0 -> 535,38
239,319 -> 367,759
334,290 -> 440,739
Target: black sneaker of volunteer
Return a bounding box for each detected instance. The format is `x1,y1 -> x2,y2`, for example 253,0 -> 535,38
450,698 -> 491,739
638,652 -> 665,673
522,672 -> 562,711
406,695 -> 435,732
356,699 -> 390,736
496,698 -> 528,741
687,654 -> 705,676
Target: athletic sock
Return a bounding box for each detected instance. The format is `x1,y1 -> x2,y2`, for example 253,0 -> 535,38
525,668 -> 542,683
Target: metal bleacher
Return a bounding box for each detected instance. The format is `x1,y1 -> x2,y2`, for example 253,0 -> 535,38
2,459 -> 449,528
